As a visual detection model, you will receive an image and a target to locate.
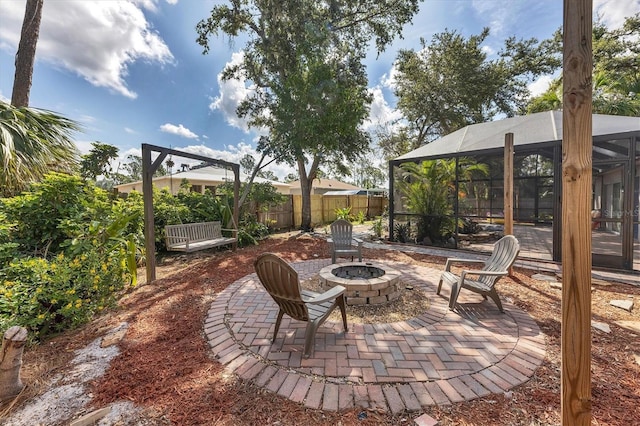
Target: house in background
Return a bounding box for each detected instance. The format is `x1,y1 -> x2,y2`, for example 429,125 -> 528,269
114,165 -> 290,195
287,178 -> 360,195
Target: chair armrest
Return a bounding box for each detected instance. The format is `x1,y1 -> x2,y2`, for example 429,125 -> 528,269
304,285 -> 346,304
460,269 -> 508,280
445,258 -> 485,271
221,228 -> 238,235
354,238 -> 363,246
327,238 -> 334,244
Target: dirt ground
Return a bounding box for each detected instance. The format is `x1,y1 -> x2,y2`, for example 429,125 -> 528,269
1,231 -> 639,425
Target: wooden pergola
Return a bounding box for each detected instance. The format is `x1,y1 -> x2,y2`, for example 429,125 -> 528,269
141,143 -> 240,283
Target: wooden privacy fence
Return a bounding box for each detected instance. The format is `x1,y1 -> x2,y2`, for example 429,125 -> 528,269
290,194 -> 388,228
256,194 -> 388,230
257,196 -> 294,230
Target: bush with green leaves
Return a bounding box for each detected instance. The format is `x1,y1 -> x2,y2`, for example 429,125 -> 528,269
393,222 -> 412,243
335,207 -> 352,221
370,216 -> 384,239
0,173 -> 138,340
2,172 -> 112,255
0,249 -> 130,340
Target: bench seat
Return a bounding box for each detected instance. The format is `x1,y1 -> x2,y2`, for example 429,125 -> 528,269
165,221 -> 237,252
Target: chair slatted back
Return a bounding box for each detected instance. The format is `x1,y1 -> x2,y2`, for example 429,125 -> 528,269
254,253 -> 309,321
480,235 -> 520,286
331,219 -> 354,249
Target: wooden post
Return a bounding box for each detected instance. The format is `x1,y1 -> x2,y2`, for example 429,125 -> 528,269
504,133 -> 514,236
0,326 -> 28,403
562,0 -> 593,424
232,163 -> 240,251
142,144 -> 156,283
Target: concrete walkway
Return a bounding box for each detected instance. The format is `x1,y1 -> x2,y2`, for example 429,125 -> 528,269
205,258 -> 545,413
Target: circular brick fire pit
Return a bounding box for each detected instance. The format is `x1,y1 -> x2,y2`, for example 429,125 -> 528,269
318,262 -> 401,305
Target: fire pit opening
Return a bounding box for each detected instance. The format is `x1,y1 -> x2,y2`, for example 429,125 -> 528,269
318,262 -> 401,305
332,265 -> 385,279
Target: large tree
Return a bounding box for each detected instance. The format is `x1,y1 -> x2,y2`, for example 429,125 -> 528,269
528,14 -> 640,116
196,0 -> 419,230
11,0 -> 44,108
393,28 -> 559,151
80,142 -> 119,181
0,101 -> 79,197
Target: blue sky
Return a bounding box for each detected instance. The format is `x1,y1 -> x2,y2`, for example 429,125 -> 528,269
1,0 -> 638,180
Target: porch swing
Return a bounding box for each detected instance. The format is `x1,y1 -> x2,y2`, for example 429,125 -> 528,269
164,163 -> 239,252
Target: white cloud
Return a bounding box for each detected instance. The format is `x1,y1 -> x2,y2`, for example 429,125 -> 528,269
124,127 -> 138,134
166,0 -> 179,5
528,75 -> 556,98
160,123 -> 199,139
363,87 -> 403,134
74,140 -> 95,156
595,0 -> 640,28
471,0 -> 510,36
0,0 -> 174,99
209,51 -> 254,132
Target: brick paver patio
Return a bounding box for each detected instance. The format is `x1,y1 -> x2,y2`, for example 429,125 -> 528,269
205,259 -> 545,413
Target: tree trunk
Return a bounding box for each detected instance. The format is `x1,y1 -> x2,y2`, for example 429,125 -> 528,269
298,159 -> 313,231
11,0 -> 44,107
0,326 -> 28,403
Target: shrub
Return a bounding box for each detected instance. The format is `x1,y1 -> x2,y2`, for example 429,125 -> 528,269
393,222 -> 412,243
370,216 -> 384,239
0,248 -> 130,340
1,172 -> 112,256
335,207 -> 352,221
0,173 -> 138,340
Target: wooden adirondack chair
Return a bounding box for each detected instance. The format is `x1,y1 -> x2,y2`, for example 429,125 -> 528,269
254,253 -> 348,357
328,219 -> 363,263
437,235 -> 520,312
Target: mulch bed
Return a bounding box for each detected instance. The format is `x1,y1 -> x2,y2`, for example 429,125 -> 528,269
4,232 -> 640,425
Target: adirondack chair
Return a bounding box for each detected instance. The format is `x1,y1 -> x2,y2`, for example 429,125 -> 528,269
437,235 -> 520,312
254,253 -> 348,357
328,219 -> 363,263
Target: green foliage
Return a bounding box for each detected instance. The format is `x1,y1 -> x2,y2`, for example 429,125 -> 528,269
393,28 -> 559,150
0,213 -> 19,265
237,213 -> 269,247
80,141 -> 119,180
398,160 -> 455,243
370,216 -> 384,239
0,250 -> 129,340
397,158 -> 488,244
2,172 -> 112,255
393,222 -> 412,243
0,101 -> 79,197
354,211 -> 366,224
335,206 -> 353,221
527,14 -> 640,116
196,0 -> 419,230
0,173 -> 139,340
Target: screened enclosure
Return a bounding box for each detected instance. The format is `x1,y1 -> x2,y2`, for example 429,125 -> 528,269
389,111 -> 640,271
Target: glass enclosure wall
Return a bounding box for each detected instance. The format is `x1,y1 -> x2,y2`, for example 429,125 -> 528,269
591,137 -> 639,269
390,133 -> 640,271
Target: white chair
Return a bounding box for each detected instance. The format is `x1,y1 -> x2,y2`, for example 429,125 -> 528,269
328,219 -> 363,263
437,235 -> 520,312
